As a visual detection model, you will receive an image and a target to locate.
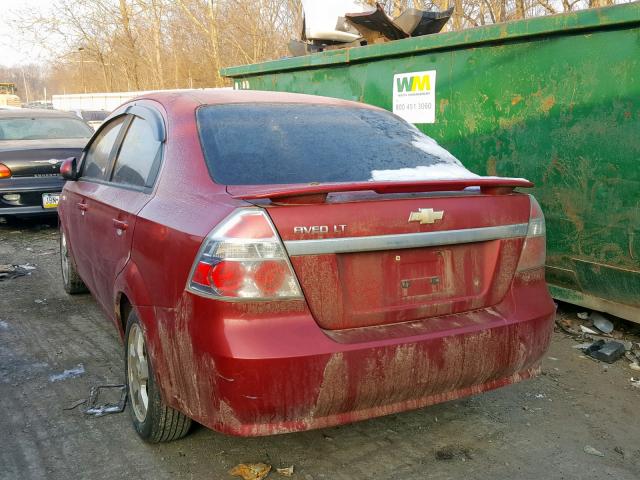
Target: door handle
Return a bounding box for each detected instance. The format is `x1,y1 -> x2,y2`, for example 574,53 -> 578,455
76,202 -> 88,211
112,219 -> 128,231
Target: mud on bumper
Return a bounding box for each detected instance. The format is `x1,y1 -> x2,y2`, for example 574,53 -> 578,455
211,310 -> 553,436
145,274 -> 555,437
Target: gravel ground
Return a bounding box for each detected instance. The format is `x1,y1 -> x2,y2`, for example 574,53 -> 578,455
1,217 -> 639,480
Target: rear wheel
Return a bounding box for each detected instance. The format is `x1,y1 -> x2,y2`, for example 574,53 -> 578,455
125,310 -> 192,442
60,228 -> 88,294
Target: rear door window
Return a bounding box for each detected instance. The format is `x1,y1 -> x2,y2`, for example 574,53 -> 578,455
196,103 -> 471,185
82,117 -> 126,180
111,117 -> 161,188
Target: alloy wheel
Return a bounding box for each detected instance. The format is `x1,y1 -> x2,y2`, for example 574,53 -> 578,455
127,323 -> 150,423
60,231 -> 70,285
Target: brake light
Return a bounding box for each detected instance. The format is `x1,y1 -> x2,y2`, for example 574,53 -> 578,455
516,195 -> 546,272
0,164 -> 11,179
187,209 -> 303,300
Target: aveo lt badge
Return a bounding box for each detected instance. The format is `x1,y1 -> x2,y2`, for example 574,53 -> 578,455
408,208 -> 444,225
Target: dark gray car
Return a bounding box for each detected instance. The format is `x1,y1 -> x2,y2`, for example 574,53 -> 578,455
0,109 -> 93,217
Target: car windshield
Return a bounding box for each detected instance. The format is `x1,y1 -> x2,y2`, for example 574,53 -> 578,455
196,103 -> 475,185
0,116 -> 94,140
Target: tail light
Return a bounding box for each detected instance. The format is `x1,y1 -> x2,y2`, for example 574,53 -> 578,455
516,195 -> 546,272
187,209 -> 303,300
0,164 -> 11,179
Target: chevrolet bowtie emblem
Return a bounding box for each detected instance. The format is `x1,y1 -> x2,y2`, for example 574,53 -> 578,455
408,208 -> 444,225
34,159 -> 62,165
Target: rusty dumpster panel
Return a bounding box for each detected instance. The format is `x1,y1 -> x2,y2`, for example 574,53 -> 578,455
222,4 -> 640,323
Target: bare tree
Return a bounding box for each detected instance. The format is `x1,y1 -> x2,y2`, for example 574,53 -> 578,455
5,0 -> 628,95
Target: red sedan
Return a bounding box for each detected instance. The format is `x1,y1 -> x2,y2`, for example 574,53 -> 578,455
58,90 -> 555,442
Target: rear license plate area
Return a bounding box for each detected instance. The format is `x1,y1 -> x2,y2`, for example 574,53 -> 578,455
395,250 -> 451,299
42,193 -> 60,209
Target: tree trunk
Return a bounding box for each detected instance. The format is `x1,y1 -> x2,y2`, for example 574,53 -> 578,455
515,0 -> 525,19
151,0 -> 165,89
119,0 -> 141,90
453,0 -> 463,30
498,0 -> 506,22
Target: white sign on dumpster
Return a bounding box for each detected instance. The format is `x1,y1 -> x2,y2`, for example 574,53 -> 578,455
392,70 -> 437,124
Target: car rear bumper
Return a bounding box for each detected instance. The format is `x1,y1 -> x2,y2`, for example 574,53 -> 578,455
0,177 -> 63,216
142,270 -> 555,436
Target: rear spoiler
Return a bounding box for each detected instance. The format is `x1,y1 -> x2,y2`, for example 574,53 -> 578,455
230,178 -> 533,201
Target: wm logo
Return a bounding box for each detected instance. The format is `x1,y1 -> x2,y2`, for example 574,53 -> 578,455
396,75 -> 432,93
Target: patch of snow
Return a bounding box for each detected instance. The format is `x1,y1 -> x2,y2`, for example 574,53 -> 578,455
49,364 -> 85,382
370,165 -> 477,181
0,320 -> 8,330
409,129 -> 465,166
370,129 -> 479,181
85,405 -> 123,417
18,264 -> 36,270
479,176 -> 530,182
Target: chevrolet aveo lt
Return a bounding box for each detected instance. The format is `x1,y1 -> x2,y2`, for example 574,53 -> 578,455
58,90 -> 555,442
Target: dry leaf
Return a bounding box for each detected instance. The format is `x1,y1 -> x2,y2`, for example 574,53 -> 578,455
229,463 -> 271,480
276,466 -> 294,477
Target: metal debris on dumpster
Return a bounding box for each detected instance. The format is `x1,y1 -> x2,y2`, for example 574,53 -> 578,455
291,1 -> 453,55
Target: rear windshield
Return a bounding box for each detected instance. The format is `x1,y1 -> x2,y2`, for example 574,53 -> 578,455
0,117 -> 94,141
79,110 -> 108,122
196,104 -> 474,185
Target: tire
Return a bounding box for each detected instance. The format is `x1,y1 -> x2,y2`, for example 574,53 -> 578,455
125,310 -> 192,442
59,227 -> 88,294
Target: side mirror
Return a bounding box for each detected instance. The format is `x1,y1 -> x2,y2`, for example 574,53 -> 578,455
60,157 -> 78,180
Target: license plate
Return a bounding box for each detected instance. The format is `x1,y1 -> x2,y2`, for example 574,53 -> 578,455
42,193 -> 60,209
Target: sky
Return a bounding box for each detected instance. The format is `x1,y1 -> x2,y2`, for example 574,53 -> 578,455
0,0 -> 52,67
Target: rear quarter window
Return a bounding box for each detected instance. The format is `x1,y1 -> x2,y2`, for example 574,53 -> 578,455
111,117 -> 161,188
196,103 -> 474,185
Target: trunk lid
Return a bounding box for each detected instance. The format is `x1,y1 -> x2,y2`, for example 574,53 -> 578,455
0,139 -> 85,178
231,183 -> 532,330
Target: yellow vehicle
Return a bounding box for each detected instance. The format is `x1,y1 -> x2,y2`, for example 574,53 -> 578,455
0,83 -> 22,108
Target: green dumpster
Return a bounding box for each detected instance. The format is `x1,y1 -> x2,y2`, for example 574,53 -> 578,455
221,3 -> 640,323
